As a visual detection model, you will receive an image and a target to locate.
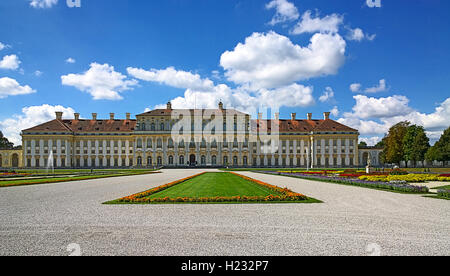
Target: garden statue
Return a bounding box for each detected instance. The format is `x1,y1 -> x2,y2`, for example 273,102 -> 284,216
366,152 -> 373,174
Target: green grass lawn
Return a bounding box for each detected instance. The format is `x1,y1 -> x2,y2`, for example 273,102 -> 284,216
434,185 -> 450,190
148,172 -> 282,199
106,172 -> 321,204
0,170 -> 159,188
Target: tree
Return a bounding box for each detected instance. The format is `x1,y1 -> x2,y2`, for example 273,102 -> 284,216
382,121 -> 410,165
0,131 -> 14,150
403,125 -> 430,167
375,138 -> 386,149
426,127 -> 450,164
359,141 -> 368,148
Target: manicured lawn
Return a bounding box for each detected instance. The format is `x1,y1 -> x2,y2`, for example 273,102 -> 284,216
0,170 -> 159,188
106,172 -> 321,204
148,172 -> 282,199
434,185 -> 450,190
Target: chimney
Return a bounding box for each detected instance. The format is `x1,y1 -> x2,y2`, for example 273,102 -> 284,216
258,113 -> 263,121
74,113 -> 80,121
55,112 -> 63,120
218,101 -> 224,110
307,113 -> 312,121
126,113 -> 131,120
323,112 -> 331,120
291,113 -> 297,121
167,102 -> 172,110
110,113 -> 115,121
274,112 -> 280,121
92,113 -> 97,121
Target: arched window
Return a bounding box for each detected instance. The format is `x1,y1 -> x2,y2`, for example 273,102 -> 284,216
179,139 -> 185,148
212,155 -> 217,165
168,138 -> 174,148
137,138 -> 142,148
233,138 -> 238,148
169,156 -> 174,165
137,157 -> 142,166
179,155 -> 184,165
157,138 -> 162,148
141,123 -> 146,131
201,155 -> 206,165
233,156 -> 238,166
243,156 -> 248,166
157,156 -> 162,165
147,157 -> 152,166
223,156 -> 228,165
160,123 -> 165,131
211,139 -> 217,148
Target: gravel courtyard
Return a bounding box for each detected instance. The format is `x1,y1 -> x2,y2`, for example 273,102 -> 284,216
0,169 -> 448,256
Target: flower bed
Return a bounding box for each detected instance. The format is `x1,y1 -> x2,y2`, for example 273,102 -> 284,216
114,172 -> 309,204
359,174 -> 450,183
261,171 -> 429,193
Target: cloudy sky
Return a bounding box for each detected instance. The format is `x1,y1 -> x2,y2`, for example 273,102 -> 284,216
0,0 -> 449,146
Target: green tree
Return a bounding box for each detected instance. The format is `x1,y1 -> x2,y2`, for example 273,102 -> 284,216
403,125 -> 430,167
358,141 -> 368,148
382,121 -> 410,165
0,131 -> 14,150
426,127 -> 450,164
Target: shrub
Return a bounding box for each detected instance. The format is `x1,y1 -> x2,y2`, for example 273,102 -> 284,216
437,189 -> 450,199
390,168 -> 408,176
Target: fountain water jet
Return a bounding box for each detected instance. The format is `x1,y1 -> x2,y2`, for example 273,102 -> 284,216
46,151 -> 54,174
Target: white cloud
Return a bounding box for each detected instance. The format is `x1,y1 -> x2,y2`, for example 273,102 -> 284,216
61,63 -> 138,100
66,57 -> 76,64
34,70 -> 43,77
0,77 -> 36,99
338,116 -> 390,136
266,0 -> 299,26
350,83 -> 362,92
291,11 -> 344,35
338,96 -> 450,144
366,0 -> 382,8
330,106 -> 339,117
347,28 -> 376,42
0,55 -> 21,70
0,104 -> 75,146
130,65 -> 317,114
319,86 -> 335,103
220,31 -> 346,89
351,95 -> 412,119
365,79 -> 387,93
29,0 -> 58,9
153,83 -> 315,115
0,42 -> 10,51
127,66 -> 215,91
359,136 -> 383,146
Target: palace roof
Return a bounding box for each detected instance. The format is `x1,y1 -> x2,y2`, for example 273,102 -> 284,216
252,119 -> 358,133
22,119 -> 137,134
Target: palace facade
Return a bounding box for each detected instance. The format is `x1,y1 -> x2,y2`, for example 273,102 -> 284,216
19,102 -> 362,169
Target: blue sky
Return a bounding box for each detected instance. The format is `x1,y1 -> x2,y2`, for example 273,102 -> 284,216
0,0 -> 449,145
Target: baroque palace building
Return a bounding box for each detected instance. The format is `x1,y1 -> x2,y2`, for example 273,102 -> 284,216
18,102 -> 363,169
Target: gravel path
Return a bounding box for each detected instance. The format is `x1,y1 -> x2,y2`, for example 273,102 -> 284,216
0,169 -> 448,256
